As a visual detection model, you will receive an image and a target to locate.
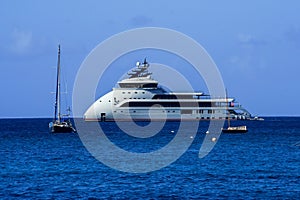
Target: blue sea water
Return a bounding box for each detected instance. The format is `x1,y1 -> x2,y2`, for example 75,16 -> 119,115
0,118 -> 299,199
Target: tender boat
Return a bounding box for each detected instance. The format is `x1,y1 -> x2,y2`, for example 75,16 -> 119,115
222,125 -> 248,133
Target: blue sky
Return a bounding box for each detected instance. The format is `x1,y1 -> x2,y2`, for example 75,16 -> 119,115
1,0 -> 300,117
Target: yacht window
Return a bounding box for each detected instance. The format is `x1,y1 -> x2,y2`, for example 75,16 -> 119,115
135,92 -> 138,94
142,92 -> 145,94
128,92 -> 131,94
122,92 -> 125,94
181,110 -> 192,114
119,101 -> 213,108
198,102 -> 212,107
108,100 -> 111,102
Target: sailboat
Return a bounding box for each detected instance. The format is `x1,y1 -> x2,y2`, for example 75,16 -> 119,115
49,45 -> 76,133
222,90 -> 248,133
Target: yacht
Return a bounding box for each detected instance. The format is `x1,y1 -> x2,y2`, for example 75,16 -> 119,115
49,45 -> 76,133
84,59 -> 253,122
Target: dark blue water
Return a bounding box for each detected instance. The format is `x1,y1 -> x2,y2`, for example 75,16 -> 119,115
0,118 -> 299,199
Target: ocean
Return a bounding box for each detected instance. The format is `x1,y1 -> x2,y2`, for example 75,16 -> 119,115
0,117 -> 299,199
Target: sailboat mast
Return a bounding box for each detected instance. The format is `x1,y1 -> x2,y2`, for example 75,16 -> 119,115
55,45 -> 61,122
226,89 -> 230,127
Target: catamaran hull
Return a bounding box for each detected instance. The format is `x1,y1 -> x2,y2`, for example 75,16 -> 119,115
51,126 -> 74,133
49,122 -> 75,133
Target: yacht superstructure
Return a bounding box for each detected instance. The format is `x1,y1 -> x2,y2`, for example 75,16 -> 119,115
84,60 -> 253,122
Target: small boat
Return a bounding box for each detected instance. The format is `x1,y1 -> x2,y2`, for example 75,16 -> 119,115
250,116 -> 264,121
49,120 -> 76,133
222,90 -> 247,133
49,45 -> 76,133
222,125 -> 248,133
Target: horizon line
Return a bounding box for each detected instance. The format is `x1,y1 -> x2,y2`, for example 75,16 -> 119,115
1,115 -> 300,120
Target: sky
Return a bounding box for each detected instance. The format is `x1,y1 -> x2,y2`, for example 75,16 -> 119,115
0,0 -> 300,118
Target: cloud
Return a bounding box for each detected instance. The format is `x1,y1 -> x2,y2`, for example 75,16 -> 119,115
237,33 -> 267,47
238,34 -> 253,43
10,28 -> 33,55
130,15 -> 153,26
227,33 -> 268,73
284,26 -> 300,48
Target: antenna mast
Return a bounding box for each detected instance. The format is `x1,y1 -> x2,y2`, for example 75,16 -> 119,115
226,89 -> 230,127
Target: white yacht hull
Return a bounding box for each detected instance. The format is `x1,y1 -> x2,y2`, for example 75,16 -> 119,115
84,93 -> 249,122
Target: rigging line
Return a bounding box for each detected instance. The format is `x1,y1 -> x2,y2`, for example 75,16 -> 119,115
62,70 -> 68,108
59,47 -> 70,115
